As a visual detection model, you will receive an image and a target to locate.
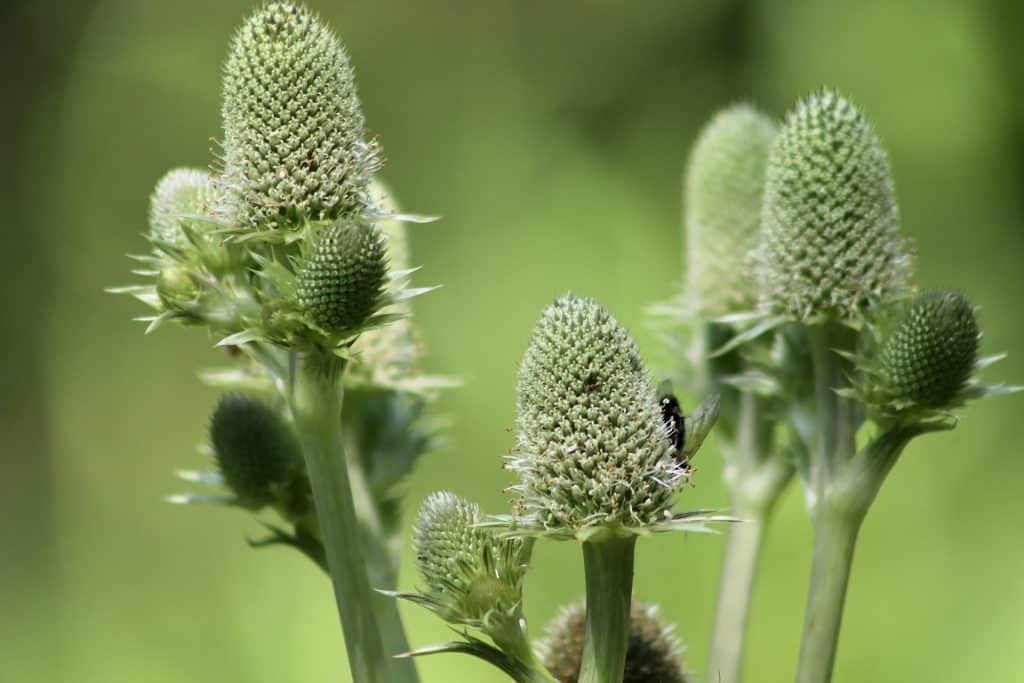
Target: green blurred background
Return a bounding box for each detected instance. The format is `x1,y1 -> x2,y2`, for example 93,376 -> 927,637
3,1 -> 1023,681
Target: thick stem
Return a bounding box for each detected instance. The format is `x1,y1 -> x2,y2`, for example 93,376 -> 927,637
707,393 -> 792,683
579,535 -> 637,683
289,352 -> 389,683
794,511 -> 862,683
806,323 -> 857,505
706,513 -> 767,683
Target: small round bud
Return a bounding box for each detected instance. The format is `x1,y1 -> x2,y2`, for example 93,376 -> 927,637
512,294 -> 679,533
210,394 -> 301,508
221,1 -> 377,229
156,262 -> 199,308
413,492 -> 519,622
149,168 -> 216,247
539,600 -> 690,683
881,290 -> 979,408
759,89 -> 909,321
684,105 -> 777,315
295,218 -> 388,335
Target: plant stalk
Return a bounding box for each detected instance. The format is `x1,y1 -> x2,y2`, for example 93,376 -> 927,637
706,392 -> 792,683
579,534 -> 637,683
794,510 -> 862,683
289,351 -> 391,683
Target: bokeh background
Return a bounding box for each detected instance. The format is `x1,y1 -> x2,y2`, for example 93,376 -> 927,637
3,1 -> 1023,681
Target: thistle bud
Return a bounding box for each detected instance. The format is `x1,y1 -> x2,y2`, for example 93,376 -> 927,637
149,168 -> 216,248
684,105 -> 777,315
295,218 -> 388,336
412,491 -> 522,624
539,601 -> 690,683
511,294 -> 681,535
881,290 -> 979,408
221,1 -> 377,229
759,89 -> 908,321
156,262 -> 199,309
209,394 -> 302,509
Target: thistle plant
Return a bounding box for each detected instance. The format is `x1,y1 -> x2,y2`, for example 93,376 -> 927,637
506,294 -> 725,683
117,4 -> 1017,681
659,88 -> 1017,683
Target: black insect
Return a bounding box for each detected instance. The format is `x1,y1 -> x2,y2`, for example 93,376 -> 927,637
658,381 -> 689,469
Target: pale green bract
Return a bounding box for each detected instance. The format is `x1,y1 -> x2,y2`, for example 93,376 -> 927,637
683,104 -> 777,316
759,89 -> 909,322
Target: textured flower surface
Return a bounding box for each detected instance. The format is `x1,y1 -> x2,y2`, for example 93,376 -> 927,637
511,294 -> 683,536
295,218 -> 388,335
221,1 -> 377,229
411,491 -> 523,625
759,89 -> 908,322
209,394 -> 301,508
880,290 -> 979,408
684,104 -> 777,315
539,600 -> 690,683
149,167 -> 217,248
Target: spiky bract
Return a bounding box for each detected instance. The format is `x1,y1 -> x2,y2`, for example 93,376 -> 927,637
881,290 -> 979,408
539,600 -> 689,683
684,105 -> 777,315
412,491 -> 524,625
296,218 -> 388,335
512,294 -> 681,535
149,168 -> 217,247
221,1 -> 377,229
759,89 -> 908,322
209,394 -> 301,508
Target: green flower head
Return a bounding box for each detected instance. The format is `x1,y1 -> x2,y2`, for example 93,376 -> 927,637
539,600 -> 690,683
220,1 -> 378,229
759,89 -> 909,322
683,104 -> 777,316
411,491 -> 524,627
209,394 -> 302,509
149,167 -> 217,248
511,294 -> 688,538
880,290 -> 979,409
295,217 -> 389,336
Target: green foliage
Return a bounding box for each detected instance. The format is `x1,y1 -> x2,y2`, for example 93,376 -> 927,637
209,394 -> 302,509
220,1 -> 378,230
511,294 -> 683,536
759,89 -> 909,322
683,104 -> 777,316
539,600 -> 689,683
296,218 -> 389,335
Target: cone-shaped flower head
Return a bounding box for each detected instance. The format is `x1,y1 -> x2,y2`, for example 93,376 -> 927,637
512,295 -> 681,536
221,1 -> 377,229
149,168 -> 217,248
759,89 -> 909,322
684,105 -> 777,315
295,217 -> 388,335
209,394 -> 302,509
880,290 -> 979,408
412,491 -> 523,625
539,600 -> 690,683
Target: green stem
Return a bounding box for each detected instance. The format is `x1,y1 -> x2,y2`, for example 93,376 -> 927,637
289,351 -> 388,683
579,534 -> 636,683
707,393 -> 793,683
489,615 -> 558,683
794,510 -> 862,683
